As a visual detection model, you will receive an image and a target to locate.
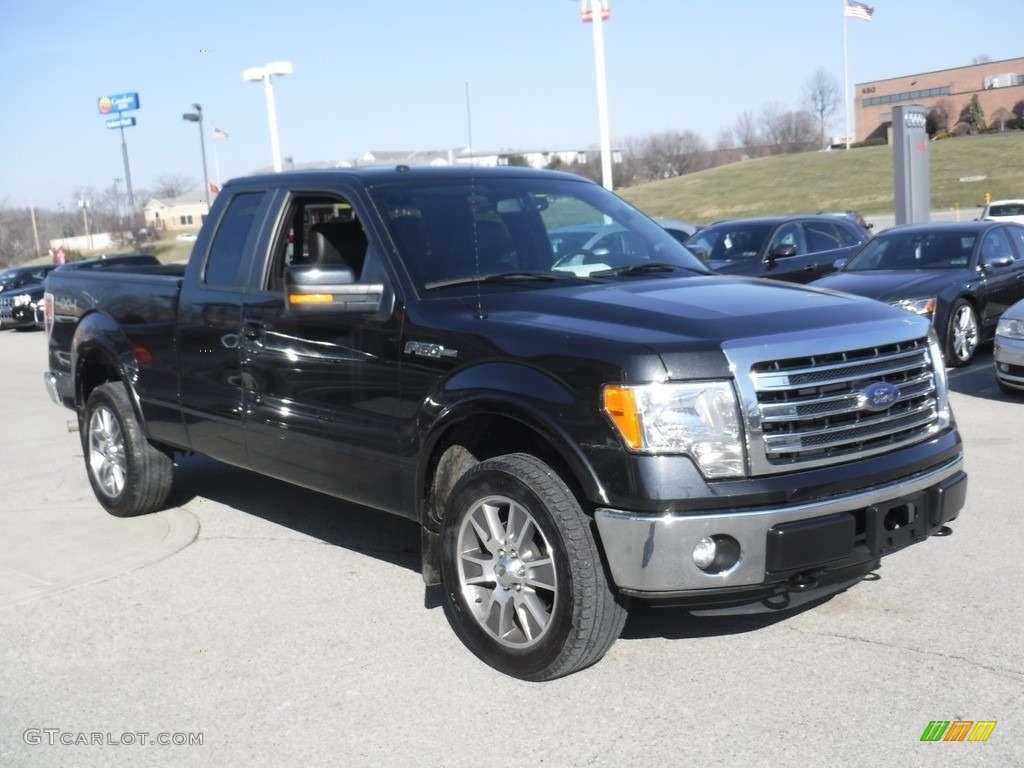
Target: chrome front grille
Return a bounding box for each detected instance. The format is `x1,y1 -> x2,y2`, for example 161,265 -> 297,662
724,320 -> 946,477
752,338 -> 938,468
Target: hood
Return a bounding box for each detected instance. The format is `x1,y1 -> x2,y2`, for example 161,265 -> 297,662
413,275 -> 920,379
813,269 -> 969,303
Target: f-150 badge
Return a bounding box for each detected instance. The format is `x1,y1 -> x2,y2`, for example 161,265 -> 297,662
404,341 -> 458,359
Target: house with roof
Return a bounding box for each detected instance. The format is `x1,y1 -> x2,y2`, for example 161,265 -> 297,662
143,191 -> 213,232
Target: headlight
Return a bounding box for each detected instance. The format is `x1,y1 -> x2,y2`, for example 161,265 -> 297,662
890,297 -> 935,317
996,316 -> 1024,340
603,381 -> 745,478
13,294 -> 32,307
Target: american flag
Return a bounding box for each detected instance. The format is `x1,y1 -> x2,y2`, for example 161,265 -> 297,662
213,127 -> 229,140
845,0 -> 874,21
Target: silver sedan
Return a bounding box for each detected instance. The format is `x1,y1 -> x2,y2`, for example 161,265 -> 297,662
994,297 -> 1024,393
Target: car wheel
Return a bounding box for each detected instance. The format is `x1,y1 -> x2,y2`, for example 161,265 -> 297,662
440,453 -> 627,681
82,382 -> 174,517
946,299 -> 979,366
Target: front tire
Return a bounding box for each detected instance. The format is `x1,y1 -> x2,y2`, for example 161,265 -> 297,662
440,453 -> 627,681
946,299 -> 979,366
81,382 -> 174,517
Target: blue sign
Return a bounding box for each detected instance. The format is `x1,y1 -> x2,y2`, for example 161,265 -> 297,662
105,116 -> 137,129
98,92 -> 140,115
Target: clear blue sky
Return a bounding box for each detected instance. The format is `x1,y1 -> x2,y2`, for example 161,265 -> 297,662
2,1 -> 1021,210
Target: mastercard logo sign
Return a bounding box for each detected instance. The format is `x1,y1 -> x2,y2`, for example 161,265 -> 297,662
98,96 -> 113,114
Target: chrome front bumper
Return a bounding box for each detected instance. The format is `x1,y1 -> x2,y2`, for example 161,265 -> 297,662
594,454 -> 965,597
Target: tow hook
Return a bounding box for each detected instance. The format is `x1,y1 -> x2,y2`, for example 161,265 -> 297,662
788,572 -> 818,591
935,526 -> 953,537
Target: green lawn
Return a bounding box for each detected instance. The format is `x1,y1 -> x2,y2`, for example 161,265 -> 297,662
620,131 -> 1024,225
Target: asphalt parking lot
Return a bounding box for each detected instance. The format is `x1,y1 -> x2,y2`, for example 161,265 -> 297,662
1,327 -> 1021,768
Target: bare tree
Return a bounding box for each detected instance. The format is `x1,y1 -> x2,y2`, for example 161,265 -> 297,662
802,68 -> 841,149
761,103 -> 817,154
642,130 -> 709,179
152,173 -> 195,198
733,111 -> 761,155
972,54 -> 991,65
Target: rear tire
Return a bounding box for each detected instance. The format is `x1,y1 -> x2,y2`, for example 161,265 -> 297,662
81,382 -> 174,517
440,453 -> 627,681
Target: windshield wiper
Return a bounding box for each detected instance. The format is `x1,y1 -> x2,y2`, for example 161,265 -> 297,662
425,271 -> 564,291
589,262 -> 694,278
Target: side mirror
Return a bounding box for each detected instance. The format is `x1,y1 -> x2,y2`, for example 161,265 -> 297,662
983,255 -> 1014,270
284,264 -> 384,315
766,244 -> 798,268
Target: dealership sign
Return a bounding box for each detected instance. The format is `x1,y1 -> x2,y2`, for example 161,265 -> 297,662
97,92 -> 140,114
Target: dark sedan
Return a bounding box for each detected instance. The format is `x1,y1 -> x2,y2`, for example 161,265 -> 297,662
0,264 -> 58,330
812,221 -> 1024,366
683,214 -> 871,283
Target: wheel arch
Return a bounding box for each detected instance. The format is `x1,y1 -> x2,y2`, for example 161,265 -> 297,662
72,311 -> 145,428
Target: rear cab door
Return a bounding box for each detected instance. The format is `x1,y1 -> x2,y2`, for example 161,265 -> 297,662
177,185 -> 275,466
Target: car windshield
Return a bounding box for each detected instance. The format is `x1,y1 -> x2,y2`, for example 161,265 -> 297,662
0,269 -> 16,290
683,224 -> 772,261
367,175 -> 708,292
844,231 -> 976,271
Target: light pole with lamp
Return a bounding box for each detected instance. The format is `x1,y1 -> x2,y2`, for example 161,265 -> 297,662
242,61 -> 292,172
182,104 -> 211,212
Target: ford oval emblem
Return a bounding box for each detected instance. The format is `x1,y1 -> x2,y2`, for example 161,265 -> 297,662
860,382 -> 900,412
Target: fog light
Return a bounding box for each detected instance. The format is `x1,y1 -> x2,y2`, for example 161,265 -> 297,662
692,537 -> 717,569
692,534 -> 741,574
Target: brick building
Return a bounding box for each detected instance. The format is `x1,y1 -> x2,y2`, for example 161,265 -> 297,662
855,56 -> 1024,142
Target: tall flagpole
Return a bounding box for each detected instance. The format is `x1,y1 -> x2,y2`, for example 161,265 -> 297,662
844,1 -> 851,149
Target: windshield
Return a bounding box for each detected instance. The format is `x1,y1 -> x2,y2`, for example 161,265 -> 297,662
684,223 -> 772,261
844,230 -> 976,271
367,175 -> 708,292
0,269 -> 16,290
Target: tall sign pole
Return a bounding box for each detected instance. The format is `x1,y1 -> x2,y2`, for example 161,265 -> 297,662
582,0 -> 613,190
99,92 -> 140,226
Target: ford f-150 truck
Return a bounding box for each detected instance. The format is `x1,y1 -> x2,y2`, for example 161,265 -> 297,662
43,166 -> 966,680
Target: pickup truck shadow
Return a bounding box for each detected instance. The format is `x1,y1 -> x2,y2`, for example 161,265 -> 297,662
168,454 -> 422,574
166,454 -> 865,640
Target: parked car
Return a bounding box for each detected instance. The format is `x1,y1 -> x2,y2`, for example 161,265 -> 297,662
813,221 -> 1024,366
0,264 -> 58,330
994,298 -> 1024,393
656,218 -> 700,243
175,232 -> 198,241
819,210 -> 874,231
683,214 -> 871,283
980,199 -> 1024,225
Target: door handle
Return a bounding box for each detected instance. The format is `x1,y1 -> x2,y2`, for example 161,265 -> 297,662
242,321 -> 265,349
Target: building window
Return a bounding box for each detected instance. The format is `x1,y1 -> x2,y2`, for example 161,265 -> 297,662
180,214 -> 193,226
863,86 -> 951,107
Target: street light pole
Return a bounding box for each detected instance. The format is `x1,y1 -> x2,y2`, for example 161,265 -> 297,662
243,61 -> 293,172
182,105 -> 211,212
580,1 -> 614,190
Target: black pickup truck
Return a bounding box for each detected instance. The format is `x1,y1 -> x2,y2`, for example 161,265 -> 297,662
43,166 -> 966,680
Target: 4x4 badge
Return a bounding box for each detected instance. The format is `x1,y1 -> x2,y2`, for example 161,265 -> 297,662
404,341 -> 458,359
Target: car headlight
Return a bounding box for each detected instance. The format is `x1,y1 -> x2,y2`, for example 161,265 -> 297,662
13,294 -> 32,307
603,381 -> 745,478
997,316 -> 1024,340
890,297 -> 936,317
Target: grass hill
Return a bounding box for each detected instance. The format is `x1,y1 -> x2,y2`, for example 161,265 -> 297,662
619,131 -> 1024,225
